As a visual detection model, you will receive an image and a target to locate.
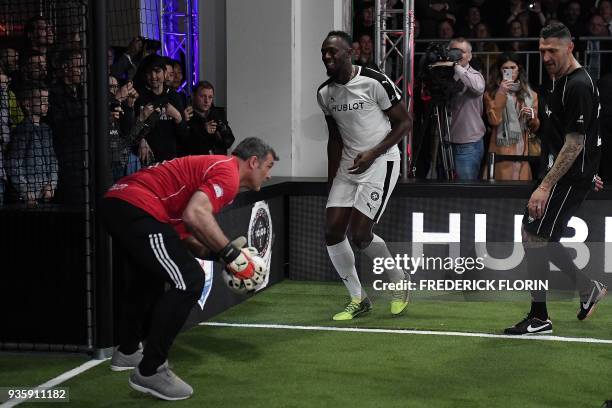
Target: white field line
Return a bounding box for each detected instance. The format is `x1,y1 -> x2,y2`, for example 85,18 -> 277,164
1,358 -> 110,407
200,322 -> 612,345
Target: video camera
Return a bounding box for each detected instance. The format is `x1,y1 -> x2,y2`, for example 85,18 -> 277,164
424,42 -> 463,67
420,42 -> 464,105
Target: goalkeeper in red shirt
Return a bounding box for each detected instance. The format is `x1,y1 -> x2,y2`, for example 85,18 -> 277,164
101,137 -> 277,401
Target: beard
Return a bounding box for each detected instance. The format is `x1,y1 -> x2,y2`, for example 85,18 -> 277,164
325,64 -> 338,77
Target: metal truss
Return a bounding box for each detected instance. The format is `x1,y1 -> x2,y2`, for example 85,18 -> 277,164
159,0 -> 198,92
374,0 -> 414,179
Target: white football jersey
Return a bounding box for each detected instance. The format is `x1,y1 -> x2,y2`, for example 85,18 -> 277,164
317,66 -> 403,162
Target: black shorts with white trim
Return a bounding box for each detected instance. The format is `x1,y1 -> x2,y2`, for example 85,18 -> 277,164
522,182 -> 590,242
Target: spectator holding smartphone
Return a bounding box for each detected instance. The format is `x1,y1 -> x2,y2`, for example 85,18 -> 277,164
184,81 -> 234,155
484,52 -> 540,180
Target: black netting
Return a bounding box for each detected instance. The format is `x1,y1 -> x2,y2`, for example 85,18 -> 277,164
0,0 -> 204,351
0,0 -> 87,208
0,0 -> 90,350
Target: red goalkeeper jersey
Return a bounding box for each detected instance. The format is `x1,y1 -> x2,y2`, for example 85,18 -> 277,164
106,155 -> 240,236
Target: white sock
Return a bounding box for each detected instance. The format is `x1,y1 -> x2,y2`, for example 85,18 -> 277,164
362,234 -> 405,283
327,238 -> 364,300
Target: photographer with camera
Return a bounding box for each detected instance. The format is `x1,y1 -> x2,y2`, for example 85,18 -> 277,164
447,37 -> 486,180
184,81 -> 235,155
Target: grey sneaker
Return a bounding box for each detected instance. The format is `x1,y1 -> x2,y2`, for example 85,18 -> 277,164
129,361 -> 193,401
110,349 -> 143,372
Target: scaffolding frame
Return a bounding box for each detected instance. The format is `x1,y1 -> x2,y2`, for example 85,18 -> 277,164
374,0 -> 414,179
158,0 -> 198,93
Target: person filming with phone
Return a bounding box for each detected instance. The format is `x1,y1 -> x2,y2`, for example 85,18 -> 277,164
484,52 -> 540,180
184,81 -> 235,155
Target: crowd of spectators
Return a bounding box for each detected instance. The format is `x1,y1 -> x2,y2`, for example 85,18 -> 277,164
355,0 -> 612,42
0,16 -> 234,208
353,0 -> 612,182
0,15 -> 83,207
107,42 -> 234,182
354,0 -> 612,74
2,4 -> 610,204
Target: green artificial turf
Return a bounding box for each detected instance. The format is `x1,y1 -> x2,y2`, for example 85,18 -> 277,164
213,280 -> 612,340
4,280 -> 612,407
0,352 -> 88,404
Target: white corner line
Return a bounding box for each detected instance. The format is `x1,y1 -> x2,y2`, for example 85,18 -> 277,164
1,358 -> 110,408
200,322 -> 612,345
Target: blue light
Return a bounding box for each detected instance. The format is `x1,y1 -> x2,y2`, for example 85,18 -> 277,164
156,0 -> 199,93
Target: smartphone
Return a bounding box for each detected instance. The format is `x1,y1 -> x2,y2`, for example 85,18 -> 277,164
503,68 -> 513,82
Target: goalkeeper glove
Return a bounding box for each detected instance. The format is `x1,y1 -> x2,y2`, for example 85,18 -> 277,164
219,240 -> 255,280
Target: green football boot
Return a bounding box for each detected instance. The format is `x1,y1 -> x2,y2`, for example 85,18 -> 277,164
332,297 -> 372,321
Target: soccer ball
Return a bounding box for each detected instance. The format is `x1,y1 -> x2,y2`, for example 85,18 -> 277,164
222,248 -> 269,295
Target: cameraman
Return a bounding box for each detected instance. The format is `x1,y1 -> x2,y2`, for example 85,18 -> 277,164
184,81 -> 234,155
447,37 -> 486,180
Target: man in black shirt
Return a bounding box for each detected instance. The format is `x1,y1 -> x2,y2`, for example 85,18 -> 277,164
504,23 -> 607,335
132,55 -> 188,164
184,81 -> 234,155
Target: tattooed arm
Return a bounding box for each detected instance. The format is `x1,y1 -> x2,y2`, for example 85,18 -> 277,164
540,133 -> 584,190
527,132 -> 584,219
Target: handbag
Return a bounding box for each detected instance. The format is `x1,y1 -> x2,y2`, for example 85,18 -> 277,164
527,131 -> 541,156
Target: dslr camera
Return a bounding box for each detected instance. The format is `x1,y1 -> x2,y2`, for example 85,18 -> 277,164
215,120 -> 228,133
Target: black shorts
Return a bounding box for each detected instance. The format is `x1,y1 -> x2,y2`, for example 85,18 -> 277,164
522,183 -> 590,242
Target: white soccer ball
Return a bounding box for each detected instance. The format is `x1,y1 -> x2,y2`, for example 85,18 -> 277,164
222,247 -> 269,295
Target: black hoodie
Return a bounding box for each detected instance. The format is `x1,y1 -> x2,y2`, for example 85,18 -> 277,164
133,86 -> 188,163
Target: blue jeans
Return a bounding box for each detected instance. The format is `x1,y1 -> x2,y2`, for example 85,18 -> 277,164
125,153 -> 141,176
451,139 -> 484,180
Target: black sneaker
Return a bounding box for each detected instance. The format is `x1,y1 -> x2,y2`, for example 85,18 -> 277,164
503,315 -> 553,335
577,280 -> 608,321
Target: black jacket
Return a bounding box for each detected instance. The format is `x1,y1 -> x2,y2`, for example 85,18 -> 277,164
48,82 -> 86,204
185,106 -> 235,155
133,86 -> 188,163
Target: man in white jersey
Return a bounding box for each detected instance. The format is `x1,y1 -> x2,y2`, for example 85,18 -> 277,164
317,31 -> 412,320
